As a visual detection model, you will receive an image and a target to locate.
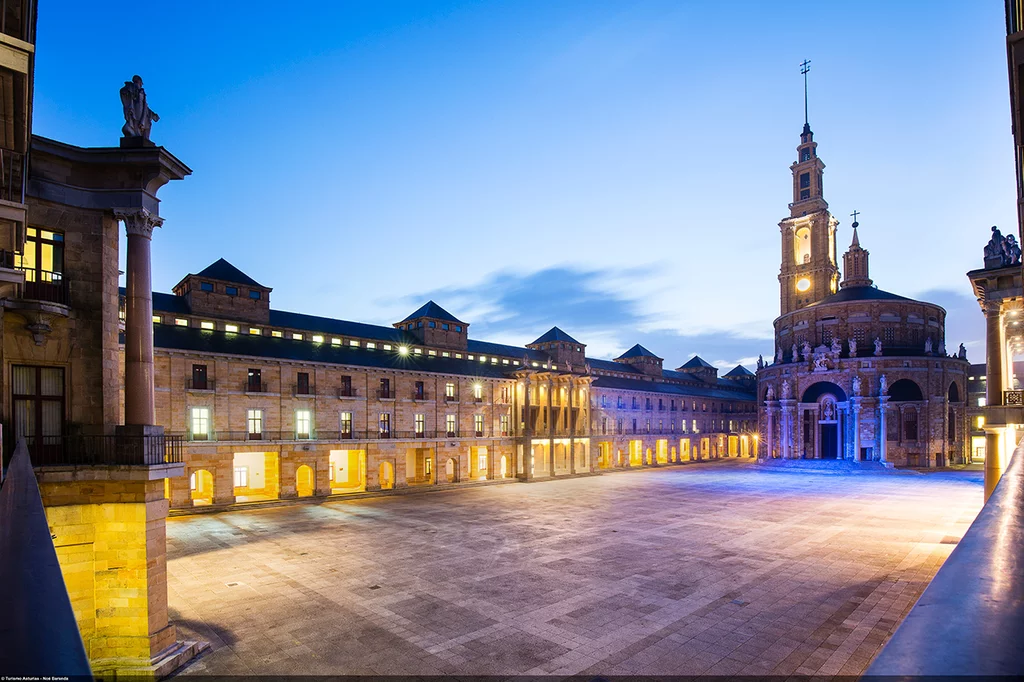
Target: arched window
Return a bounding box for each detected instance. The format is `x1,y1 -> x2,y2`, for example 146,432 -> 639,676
948,382 -> 961,402
795,227 -> 811,264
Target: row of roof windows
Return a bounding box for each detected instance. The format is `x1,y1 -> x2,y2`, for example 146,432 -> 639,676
196,281 -> 261,299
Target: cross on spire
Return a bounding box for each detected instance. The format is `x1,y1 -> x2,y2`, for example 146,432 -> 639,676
850,209 -> 860,225
800,59 -> 811,127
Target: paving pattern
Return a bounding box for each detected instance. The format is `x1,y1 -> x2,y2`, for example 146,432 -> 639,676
166,460 -> 983,677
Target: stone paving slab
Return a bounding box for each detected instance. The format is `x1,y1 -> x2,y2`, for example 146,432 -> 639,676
166,460 -> 982,677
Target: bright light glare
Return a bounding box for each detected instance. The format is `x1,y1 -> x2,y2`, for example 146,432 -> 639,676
398,346 -> 409,356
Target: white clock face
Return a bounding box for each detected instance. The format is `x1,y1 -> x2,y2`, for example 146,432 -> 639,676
796,277 -> 811,292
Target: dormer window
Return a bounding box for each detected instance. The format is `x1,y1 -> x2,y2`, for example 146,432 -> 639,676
455,326 -> 462,332
225,286 -> 238,296
249,290 -> 260,299
442,323 -> 449,330
429,321 -> 436,328
200,282 -> 213,292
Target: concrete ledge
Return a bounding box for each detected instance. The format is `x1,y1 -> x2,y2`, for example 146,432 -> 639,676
36,462 -> 184,483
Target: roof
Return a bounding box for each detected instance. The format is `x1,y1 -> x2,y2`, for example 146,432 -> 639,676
616,344 -> 662,360
724,364 -> 755,378
152,326 -> 514,379
468,339 -> 549,362
122,288 -> 191,315
194,258 -> 264,288
587,358 -> 642,374
806,286 -> 915,307
590,375 -> 755,401
401,301 -> 465,325
678,355 -> 715,370
530,327 -> 581,345
269,310 -> 416,344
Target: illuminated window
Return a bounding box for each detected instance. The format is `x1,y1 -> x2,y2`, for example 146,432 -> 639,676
442,351 -> 450,358
247,409 -> 263,439
473,384 -> 483,399
796,277 -> 811,292
15,227 -> 64,285
978,397 -> 986,407
413,348 -> 422,355
349,340 -> 359,347
474,414 -> 484,436
398,345 -> 409,355
502,359 -> 509,365
445,382 -> 456,399
379,412 -> 391,436
296,409 -> 312,439
200,321 -> 214,330
794,227 -> 811,264
292,333 -> 303,341
340,412 -> 352,435
383,344 -> 392,351
468,355 -> 475,360
480,356 -> 487,363
225,324 -> 239,334
367,342 -> 376,349
312,334 -> 324,343
415,414 -> 425,435
446,414 -> 457,436
331,337 -> 341,345
492,358 -> 499,364
976,416 -> 985,428
233,467 -> 248,488
249,327 -> 261,335
271,330 -> 283,338
500,415 -> 509,435
190,407 -> 210,440
428,350 -> 437,356
175,318 -> 188,326
152,315 -> 162,324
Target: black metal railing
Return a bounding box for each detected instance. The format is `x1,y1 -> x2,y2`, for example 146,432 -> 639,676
295,384 -> 314,396
187,379 -> 215,391
0,439 -> 92,676
244,381 -> 269,393
20,270 -> 69,306
175,429 -> 491,442
337,386 -> 357,398
412,390 -> 429,400
377,388 -> 395,400
15,433 -> 183,467
444,394 -> 459,403
0,147 -> 26,203
1004,390 -> 1024,406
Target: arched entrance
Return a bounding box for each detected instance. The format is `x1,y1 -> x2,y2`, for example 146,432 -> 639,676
296,465 -> 314,497
800,382 -> 848,460
379,461 -> 394,490
190,469 -> 213,506
444,457 -> 459,483
499,455 -> 509,478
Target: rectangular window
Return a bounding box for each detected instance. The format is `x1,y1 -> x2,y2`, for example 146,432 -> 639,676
225,286 -> 238,296
297,372 -> 310,395
312,334 -> 324,343
200,321 -> 214,330
446,414 -> 457,437
379,378 -> 391,399
331,337 -> 341,345
190,407 -> 210,440
175,318 -> 188,326
152,314 -> 162,324
340,411 -> 353,436
292,333 -> 303,341
500,414 -> 510,436
271,330 -> 283,338
200,282 -> 214,292
442,323 -> 449,330
367,342 -> 376,349
455,325 -> 462,332
474,414 -> 484,436
340,375 -> 353,397
379,412 -> 391,437
225,324 -> 239,333
191,364 -> 208,390
249,327 -> 261,335
247,368 -> 262,392
249,290 -> 261,300
415,413 -> 425,435
16,228 -> 65,291
247,409 -> 263,440
414,381 -> 425,399
233,466 -> 248,488
445,382 -> 456,399
799,172 -> 810,188
11,365 -> 65,453
296,409 -> 312,439
473,384 -> 483,400
601,417 -> 607,435
349,339 -> 359,347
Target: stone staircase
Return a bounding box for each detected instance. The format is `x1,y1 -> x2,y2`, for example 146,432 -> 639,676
755,458 -> 910,474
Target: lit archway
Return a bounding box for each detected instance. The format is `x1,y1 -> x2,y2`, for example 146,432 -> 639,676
296,464 -> 314,497
379,461 -> 394,490
190,469 -> 213,506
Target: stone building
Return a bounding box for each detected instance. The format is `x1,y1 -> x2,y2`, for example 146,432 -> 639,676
757,121 -> 969,467
132,262 -> 758,510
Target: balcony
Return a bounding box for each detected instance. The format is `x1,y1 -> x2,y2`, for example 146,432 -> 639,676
20,270 -> 69,306
444,394 -> 459,403
412,390 -> 429,401
187,379 -> 215,392
473,396 -> 484,403
0,147 -> 26,204
377,388 -> 395,400
337,386 -> 357,398
14,433 -> 184,467
294,384 -> 315,397
244,380 -> 269,394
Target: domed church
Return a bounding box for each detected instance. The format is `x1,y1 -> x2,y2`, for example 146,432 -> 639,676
756,121 -> 969,467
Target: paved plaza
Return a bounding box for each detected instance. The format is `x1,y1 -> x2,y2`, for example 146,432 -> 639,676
167,461 -> 983,677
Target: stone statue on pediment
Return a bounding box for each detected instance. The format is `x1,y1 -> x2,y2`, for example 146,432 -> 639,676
830,338 -> 841,358
757,355 -> 764,370
848,338 -> 857,357
120,75 -> 159,140
766,384 -> 775,401
984,226 -> 1022,269
781,380 -> 792,399
791,344 -> 798,363
874,337 -> 883,356
813,351 -> 829,372
958,343 -> 967,360
879,374 -> 888,396
924,337 -> 933,355
852,375 -> 861,396
801,341 -> 812,361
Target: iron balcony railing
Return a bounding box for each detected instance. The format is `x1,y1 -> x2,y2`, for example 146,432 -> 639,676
20,270 -> 69,306
14,434 -> 184,467
337,386 -> 357,398
176,429 -> 496,442
244,380 -> 269,393
377,388 -> 395,400
0,439 -> 91,676
411,390 -> 429,400
187,379 -> 215,391
1004,390 -> 1024,406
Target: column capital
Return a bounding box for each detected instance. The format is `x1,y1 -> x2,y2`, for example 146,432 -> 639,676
114,207 -> 164,239
983,299 -> 1003,317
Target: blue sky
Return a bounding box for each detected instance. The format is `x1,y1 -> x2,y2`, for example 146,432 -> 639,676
34,1 -> 1012,369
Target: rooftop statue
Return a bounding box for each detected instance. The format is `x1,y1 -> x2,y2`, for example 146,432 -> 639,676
984,226 -> 1022,269
958,343 -> 967,360
120,75 -> 159,140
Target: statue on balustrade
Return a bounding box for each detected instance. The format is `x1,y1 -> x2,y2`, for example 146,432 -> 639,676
120,75 -> 160,140
983,225 -> 1022,269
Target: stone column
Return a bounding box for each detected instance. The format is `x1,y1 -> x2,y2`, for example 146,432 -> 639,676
765,403 -> 775,459
116,208 -> 163,427
985,301 -> 1005,407
879,396 -> 889,465
568,377 -> 576,474
850,398 -> 861,462
521,375 -> 533,480
547,377 -> 555,476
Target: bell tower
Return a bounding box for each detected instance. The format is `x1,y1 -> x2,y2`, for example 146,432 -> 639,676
777,59 -> 839,315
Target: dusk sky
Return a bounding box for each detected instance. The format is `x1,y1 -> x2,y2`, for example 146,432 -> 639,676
34,1 -> 1012,370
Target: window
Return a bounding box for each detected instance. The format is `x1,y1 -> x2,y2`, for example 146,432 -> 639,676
271,330 -> 283,338
297,372 -> 310,395
429,321 -> 436,328
233,466 -> 248,488
379,378 -> 391,398
801,148 -> 811,161
903,410 -> 918,442
414,381 -> 425,399
312,335 -> 324,343
296,409 -> 312,439
978,397 -> 986,407
601,417 -> 607,435
200,282 -> 213,292
500,414 -> 510,436
11,366 -> 65,452
379,412 -> 391,437
331,337 -> 341,345
455,326 -> 462,332
191,364 -> 208,390
249,290 -> 261,299
249,327 -> 261,335
617,418 -> 623,434
247,368 -> 262,392
428,350 -> 437,356
247,409 -> 263,440
445,382 -> 456,399
800,172 -> 810,188
884,328 -> 895,345
349,339 -> 359,347
225,286 -> 238,296
200,321 -> 214,330
415,413 -> 425,435
341,412 -> 353,436
340,375 -> 353,397
175,318 -> 188,326
474,414 -> 484,436
473,384 -> 483,400
16,228 -> 64,287
442,323 -> 449,331
152,314 -> 162,324
367,342 -> 376,349
292,333 -> 303,341
446,414 -> 457,437
425,457 -> 432,475
632,418 -> 638,433
190,407 -> 210,440
225,324 -> 239,333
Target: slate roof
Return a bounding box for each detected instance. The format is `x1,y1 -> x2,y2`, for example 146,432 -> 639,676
678,355 -> 715,370
590,375 -> 755,401
724,364 -> 755,378
616,344 -> 661,360
269,310 -> 417,344
806,286 -> 914,307
530,327 -> 581,345
152,326 -> 515,379
401,301 -> 465,324
194,258 -> 264,288
586,358 -> 642,374
468,339 -> 549,362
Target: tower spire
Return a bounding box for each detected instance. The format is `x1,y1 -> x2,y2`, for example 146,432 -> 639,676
841,212 -> 872,289
800,59 -> 811,134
